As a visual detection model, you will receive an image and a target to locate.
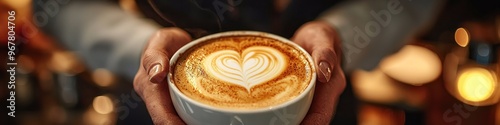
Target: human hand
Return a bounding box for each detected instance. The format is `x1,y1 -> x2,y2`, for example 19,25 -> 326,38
133,27 -> 191,125
292,21 -> 347,125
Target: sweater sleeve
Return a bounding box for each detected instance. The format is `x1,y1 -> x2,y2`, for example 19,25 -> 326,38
318,0 -> 443,73
33,0 -> 160,80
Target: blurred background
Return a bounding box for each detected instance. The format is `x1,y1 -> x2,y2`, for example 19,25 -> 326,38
1,0 -> 500,125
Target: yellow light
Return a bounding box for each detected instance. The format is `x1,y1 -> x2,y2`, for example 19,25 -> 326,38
457,68 -> 496,102
93,95 -> 114,114
455,28 -> 470,47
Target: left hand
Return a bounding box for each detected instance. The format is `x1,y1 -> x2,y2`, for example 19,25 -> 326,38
292,21 -> 346,125
133,28 -> 192,125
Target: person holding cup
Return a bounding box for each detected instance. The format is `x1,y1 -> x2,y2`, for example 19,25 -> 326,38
33,0 -> 442,124
135,21 -> 345,125
134,0 -> 441,124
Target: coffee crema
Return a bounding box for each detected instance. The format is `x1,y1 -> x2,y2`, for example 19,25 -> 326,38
173,35 -> 313,109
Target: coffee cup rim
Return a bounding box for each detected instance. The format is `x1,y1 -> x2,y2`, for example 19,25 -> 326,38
168,31 -> 317,113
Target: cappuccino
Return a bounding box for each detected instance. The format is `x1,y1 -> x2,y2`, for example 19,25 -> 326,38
173,35 -> 313,109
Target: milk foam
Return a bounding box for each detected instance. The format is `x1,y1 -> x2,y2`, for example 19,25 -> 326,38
195,75 -> 300,105
203,46 -> 287,92
173,36 -> 313,109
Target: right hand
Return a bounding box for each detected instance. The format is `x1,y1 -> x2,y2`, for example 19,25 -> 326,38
133,27 -> 191,125
291,21 -> 346,125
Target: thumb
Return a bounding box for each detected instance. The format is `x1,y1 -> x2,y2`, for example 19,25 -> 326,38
142,28 -> 191,83
292,22 -> 339,83
311,47 -> 336,83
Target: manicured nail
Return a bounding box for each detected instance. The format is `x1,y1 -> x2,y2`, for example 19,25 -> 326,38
319,61 -> 332,83
148,64 -> 165,83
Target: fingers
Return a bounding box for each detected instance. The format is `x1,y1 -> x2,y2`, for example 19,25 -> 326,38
292,21 -> 339,84
292,21 -> 346,124
134,27 -> 191,125
301,64 -> 346,125
134,69 -> 185,125
312,48 -> 336,83
141,28 -> 191,83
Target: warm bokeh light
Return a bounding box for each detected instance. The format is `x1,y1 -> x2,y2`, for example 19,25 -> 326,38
120,0 -> 141,16
351,69 -> 402,103
92,95 -> 114,115
358,104 -> 405,125
380,45 -> 441,85
84,105 -> 116,125
92,68 -> 116,87
50,51 -> 85,75
455,27 -> 470,47
457,68 -> 496,102
3,0 -> 30,15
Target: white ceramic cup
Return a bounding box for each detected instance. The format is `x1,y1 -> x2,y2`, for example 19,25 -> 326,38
168,31 -> 316,125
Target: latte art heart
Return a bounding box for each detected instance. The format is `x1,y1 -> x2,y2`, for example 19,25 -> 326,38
203,46 -> 287,91
174,36 -> 314,109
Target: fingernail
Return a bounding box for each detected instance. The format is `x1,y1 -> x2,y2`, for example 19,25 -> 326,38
319,61 -> 332,83
148,64 -> 165,83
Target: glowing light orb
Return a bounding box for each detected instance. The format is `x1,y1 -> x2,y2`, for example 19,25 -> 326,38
457,68 -> 496,102
455,28 -> 470,47
93,95 -> 114,114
